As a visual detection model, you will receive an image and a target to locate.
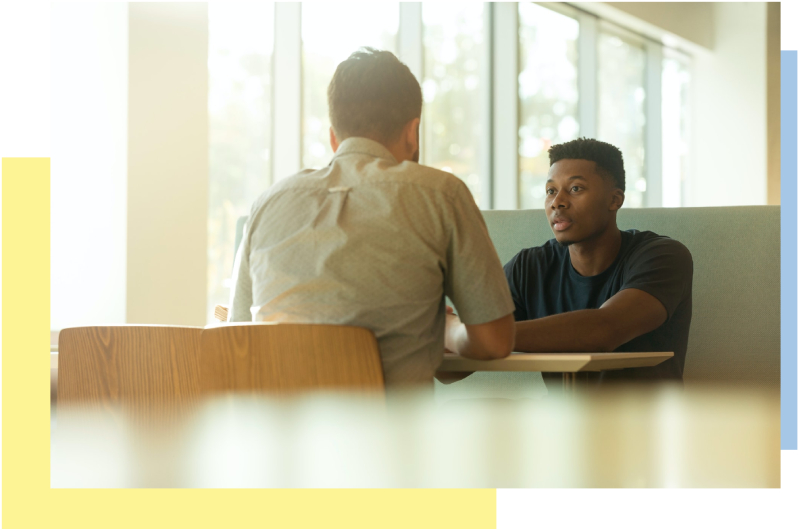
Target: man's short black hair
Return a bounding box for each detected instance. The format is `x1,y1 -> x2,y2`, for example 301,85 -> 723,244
327,48 -> 422,144
548,137 -> 626,192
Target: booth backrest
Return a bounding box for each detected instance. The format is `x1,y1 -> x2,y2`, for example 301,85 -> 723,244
481,206 -> 780,388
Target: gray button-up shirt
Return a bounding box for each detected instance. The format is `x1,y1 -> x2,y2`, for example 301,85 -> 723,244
230,137 -> 514,386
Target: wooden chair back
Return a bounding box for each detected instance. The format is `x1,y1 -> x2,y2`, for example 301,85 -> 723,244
57,325 -> 202,420
200,323 -> 385,396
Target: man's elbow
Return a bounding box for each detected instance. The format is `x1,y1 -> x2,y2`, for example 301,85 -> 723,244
488,342 -> 514,360
490,330 -> 515,359
467,344 -> 512,361
468,315 -> 515,360
595,326 -> 627,352
474,340 -> 514,360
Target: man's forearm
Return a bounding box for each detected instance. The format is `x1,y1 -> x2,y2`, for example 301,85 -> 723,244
514,309 -> 615,352
445,314 -> 515,360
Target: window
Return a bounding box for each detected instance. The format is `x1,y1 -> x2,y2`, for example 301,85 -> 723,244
422,2 -> 486,206
208,2 -> 274,322
597,29 -> 647,208
518,3 -> 579,209
207,3 -> 695,317
301,2 -> 399,170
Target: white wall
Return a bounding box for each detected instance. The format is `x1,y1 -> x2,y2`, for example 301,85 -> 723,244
127,3 -> 208,326
689,2 -> 768,206
50,3 -> 128,329
605,2 -> 714,50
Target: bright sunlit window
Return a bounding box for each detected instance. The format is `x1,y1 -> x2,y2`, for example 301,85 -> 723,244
422,2 -> 486,206
597,29 -> 647,208
208,2 -> 274,323
518,3 -> 579,209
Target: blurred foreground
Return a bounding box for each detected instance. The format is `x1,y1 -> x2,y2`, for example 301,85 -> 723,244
51,384 -> 780,488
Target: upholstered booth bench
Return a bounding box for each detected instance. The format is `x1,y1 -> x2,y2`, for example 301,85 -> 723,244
434,206 -> 781,401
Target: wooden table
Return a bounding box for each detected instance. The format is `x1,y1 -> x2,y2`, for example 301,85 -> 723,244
437,351 -> 674,390
52,351 -> 673,375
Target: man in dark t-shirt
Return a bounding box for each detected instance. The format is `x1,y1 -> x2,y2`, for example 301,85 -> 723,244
501,137 -> 693,388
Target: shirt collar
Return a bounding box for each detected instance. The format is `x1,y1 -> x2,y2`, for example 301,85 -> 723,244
332,137 -> 398,164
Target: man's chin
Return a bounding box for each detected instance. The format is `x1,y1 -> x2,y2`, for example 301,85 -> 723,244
554,234 -> 575,247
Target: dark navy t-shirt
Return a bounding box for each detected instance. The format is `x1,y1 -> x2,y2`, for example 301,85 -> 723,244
503,230 -> 693,383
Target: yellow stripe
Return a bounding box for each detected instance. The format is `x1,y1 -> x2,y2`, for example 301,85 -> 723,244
2,158 -> 51,520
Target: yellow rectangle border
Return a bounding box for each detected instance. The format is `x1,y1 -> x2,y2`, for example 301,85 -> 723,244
0,157 -> 497,528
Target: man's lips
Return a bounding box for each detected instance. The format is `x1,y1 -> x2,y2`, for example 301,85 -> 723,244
551,217 -> 572,232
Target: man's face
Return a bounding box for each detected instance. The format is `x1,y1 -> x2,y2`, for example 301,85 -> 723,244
544,159 -> 623,246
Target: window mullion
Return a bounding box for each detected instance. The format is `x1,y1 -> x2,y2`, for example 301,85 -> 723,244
577,11 -> 597,139
398,2 -> 423,81
492,2 -> 519,210
480,2 -> 493,209
273,2 -> 302,181
645,41 -> 663,207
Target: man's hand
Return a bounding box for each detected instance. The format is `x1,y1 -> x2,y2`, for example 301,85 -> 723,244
444,306 -> 460,354
438,305 -> 474,383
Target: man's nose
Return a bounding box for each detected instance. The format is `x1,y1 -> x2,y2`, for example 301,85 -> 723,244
551,190 -> 569,209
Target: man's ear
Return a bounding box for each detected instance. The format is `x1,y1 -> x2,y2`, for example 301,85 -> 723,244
610,189 -> 625,211
405,117 -> 420,156
329,127 -> 340,153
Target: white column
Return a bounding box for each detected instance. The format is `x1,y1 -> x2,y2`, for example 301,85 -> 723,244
398,2 -> 423,81
127,3 -> 208,325
645,41 -> 663,207
492,3 -> 518,210
479,3 -> 494,210
273,2 -> 303,180
577,12 -> 598,139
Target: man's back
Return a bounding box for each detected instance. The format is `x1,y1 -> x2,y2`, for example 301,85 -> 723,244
230,138 -> 514,385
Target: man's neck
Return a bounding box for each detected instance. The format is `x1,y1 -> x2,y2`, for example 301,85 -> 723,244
567,225 -> 622,277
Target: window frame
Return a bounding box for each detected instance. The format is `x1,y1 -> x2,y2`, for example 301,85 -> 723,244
661,46 -> 694,207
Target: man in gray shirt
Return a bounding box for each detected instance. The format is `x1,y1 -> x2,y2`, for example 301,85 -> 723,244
229,48 -> 515,387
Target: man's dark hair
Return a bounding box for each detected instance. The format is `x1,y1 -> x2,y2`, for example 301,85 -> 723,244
327,48 -> 422,144
548,137 -> 626,192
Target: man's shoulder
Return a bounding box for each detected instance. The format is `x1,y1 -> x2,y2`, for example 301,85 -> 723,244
624,230 -> 693,260
249,169 -> 320,212
276,162 -> 467,200
385,161 -> 472,199
507,239 -> 564,269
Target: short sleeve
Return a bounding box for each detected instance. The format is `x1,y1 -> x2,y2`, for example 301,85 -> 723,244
443,182 -> 516,325
229,220 -> 254,322
503,251 -> 529,322
621,237 -> 693,319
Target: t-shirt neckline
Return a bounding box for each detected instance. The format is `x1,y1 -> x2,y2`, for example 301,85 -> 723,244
566,230 -> 632,283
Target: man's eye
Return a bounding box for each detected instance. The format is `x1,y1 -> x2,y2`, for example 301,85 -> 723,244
571,186 -> 581,192
546,188 -> 556,195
